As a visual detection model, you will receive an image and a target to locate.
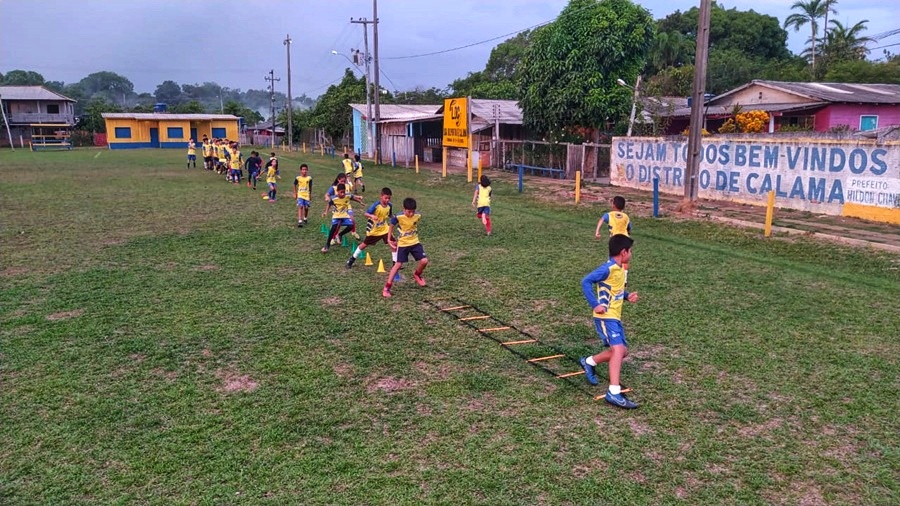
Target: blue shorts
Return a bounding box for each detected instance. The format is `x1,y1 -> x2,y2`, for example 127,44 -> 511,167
188,154 -> 196,161
297,198 -> 310,208
594,318 -> 627,348
268,182 -> 277,189
477,206 -> 491,216
397,243 -> 426,263
332,218 -> 354,227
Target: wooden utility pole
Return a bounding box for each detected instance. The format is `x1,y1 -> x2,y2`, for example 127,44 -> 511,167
685,0 -> 711,200
284,35 -> 293,151
372,0 -> 381,164
351,17 -> 375,159
265,69 -> 280,149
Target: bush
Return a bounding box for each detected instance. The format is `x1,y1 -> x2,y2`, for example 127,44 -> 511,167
735,110 -> 769,133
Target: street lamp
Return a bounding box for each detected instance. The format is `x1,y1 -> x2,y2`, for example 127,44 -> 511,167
617,76 -> 642,137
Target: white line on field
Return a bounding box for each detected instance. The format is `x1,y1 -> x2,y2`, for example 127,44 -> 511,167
94,151 -> 102,159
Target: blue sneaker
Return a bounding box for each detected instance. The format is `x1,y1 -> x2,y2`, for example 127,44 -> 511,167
579,357 -> 598,385
604,390 -> 638,409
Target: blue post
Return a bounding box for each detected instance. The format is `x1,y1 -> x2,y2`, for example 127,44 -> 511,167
331,148 -> 335,158
653,177 -> 660,218
392,151 -> 396,167
518,165 -> 524,193
357,147 -> 361,157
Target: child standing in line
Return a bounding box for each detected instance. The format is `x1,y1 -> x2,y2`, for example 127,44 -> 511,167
322,183 -> 364,253
595,196 -> 632,283
383,197 -> 428,298
293,164 -> 312,227
346,187 -> 394,269
579,234 -> 640,409
201,137 -> 212,170
353,154 -> 365,193
265,153 -> 280,202
186,138 -> 197,169
472,174 -> 493,236
245,150 -> 262,190
228,143 -> 243,184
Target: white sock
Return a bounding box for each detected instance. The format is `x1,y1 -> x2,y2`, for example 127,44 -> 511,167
586,356 -> 597,367
608,385 -> 621,395
391,251 -> 398,262
353,247 -> 362,258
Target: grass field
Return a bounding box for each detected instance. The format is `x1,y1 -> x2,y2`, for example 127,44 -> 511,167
1,147 -> 898,505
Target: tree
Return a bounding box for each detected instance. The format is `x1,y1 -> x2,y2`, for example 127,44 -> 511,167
1,70 -> 46,85
170,100 -> 205,114
822,19 -> 873,62
76,72 -> 134,104
824,59 -> 900,83
391,87 -> 448,105
646,31 -> 694,75
518,0 -> 655,140
309,69 -> 366,141
784,0 -> 829,70
449,31 -> 534,99
223,101 -> 263,125
644,65 -> 695,97
82,98 -> 121,133
154,80 -> 183,105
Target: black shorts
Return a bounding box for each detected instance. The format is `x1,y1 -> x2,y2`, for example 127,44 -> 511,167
363,233 -> 389,246
397,243 -> 426,263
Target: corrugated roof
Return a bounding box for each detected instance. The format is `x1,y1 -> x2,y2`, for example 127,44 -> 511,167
713,80 -> 900,105
350,103 -> 441,122
0,85 -> 76,102
665,102 -> 828,119
101,113 -> 240,120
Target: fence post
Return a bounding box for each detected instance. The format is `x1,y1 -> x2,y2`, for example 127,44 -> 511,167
442,147 -> 447,178
653,177 -> 660,218
575,170 -> 581,204
415,154 -> 419,174
518,165 -> 523,193
765,190 -> 775,237
477,156 -> 482,182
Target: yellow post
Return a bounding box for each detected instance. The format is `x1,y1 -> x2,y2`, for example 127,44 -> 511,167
442,147 -> 447,178
302,142 -> 306,153
575,171 -> 581,204
374,149 -> 379,165
477,156 -> 482,181
415,154 -> 419,174
320,144 -> 324,156
764,190 -> 775,237
466,148 -> 472,183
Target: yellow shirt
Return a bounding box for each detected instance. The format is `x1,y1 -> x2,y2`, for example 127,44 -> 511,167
329,194 -> 354,219
187,141 -> 196,155
266,165 -> 278,183
229,149 -> 242,170
476,184 -> 492,207
392,213 -> 421,248
366,202 -> 393,236
353,161 -> 364,179
603,211 -> 632,236
294,176 -> 312,200
583,259 -> 627,320
342,158 -> 354,175
201,142 -> 211,156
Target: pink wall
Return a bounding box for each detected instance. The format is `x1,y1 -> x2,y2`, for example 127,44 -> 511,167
815,104 -> 900,131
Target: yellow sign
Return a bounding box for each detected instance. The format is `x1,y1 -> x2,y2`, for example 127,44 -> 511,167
442,98 -> 469,148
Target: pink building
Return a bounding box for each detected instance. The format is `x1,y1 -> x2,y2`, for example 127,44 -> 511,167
664,80 -> 900,134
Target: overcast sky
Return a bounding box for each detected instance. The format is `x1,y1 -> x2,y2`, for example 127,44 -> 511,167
1,0 -> 896,97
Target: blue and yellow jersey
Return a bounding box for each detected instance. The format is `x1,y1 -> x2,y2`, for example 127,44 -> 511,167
213,144 -> 221,159
353,160 -> 364,179
581,258 -> 629,321
366,202 -> 393,236
342,158 -> 354,175
602,211 -> 632,236
266,165 -> 278,183
476,184 -> 492,207
201,141 -> 211,157
187,141 -> 196,155
294,175 -> 312,200
328,194 -> 355,219
327,181 -> 353,198
229,149 -> 242,169
391,213 -> 421,248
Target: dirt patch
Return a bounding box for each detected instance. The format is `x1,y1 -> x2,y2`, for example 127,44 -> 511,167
201,348 -> 213,357
332,362 -> 353,378
737,417 -> 782,438
627,418 -> 652,437
151,368 -> 178,381
46,309 -> 85,321
1,266 -> 30,277
129,353 -> 146,362
366,376 -> 416,393
193,264 -> 219,271
321,296 -> 343,306
216,369 -> 259,393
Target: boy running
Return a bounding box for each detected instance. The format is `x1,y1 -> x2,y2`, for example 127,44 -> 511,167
245,150 -> 262,190
346,187 -> 394,268
265,153 -> 280,202
579,234 -> 640,409
322,183 -> 364,253
342,153 -> 354,179
472,174 -> 493,236
595,196 -> 632,282
293,164 -> 312,227
353,154 -> 365,193
383,197 -> 428,298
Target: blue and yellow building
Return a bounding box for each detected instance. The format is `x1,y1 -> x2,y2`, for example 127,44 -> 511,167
101,113 -> 240,149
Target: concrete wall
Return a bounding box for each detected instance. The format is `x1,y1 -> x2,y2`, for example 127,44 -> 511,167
611,136 -> 900,224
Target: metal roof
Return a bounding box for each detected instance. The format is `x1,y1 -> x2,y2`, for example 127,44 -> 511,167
0,85 -> 76,102
712,80 -> 900,105
101,113 -> 240,120
350,103 -> 441,122
665,102 -> 828,119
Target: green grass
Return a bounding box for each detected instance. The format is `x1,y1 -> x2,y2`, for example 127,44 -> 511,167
1,147 -> 898,505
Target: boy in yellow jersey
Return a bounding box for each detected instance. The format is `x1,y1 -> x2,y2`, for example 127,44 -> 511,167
325,173 -> 360,241
322,183 -> 363,253
265,153 -> 280,202
201,137 -> 212,170
212,140 -> 223,174
383,197 -> 428,298
579,234 -> 640,409
346,187 -> 394,269
471,174 -> 493,236
228,143 -> 243,184
353,154 -> 365,193
595,196 -> 632,283
293,164 -> 313,227
186,138 -> 197,169
342,153 -> 354,179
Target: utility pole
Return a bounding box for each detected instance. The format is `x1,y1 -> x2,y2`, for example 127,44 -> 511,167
685,0 -> 711,201
372,0 -> 381,164
265,69 -> 280,150
351,17 -> 375,159
284,34 -> 293,152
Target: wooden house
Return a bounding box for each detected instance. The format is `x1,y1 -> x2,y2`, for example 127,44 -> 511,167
101,113 -> 240,149
0,85 -> 76,149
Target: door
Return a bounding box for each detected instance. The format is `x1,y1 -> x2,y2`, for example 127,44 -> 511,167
150,128 -> 159,147
190,127 -> 197,141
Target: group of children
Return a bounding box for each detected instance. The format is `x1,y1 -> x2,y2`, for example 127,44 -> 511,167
192,142 -> 640,408
188,137 -> 282,200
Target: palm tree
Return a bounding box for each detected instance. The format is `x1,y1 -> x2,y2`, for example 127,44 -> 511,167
821,0 -> 839,41
784,0 -> 829,70
824,19 -> 874,61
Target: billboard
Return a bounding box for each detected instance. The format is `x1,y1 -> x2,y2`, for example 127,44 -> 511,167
442,98 -> 469,148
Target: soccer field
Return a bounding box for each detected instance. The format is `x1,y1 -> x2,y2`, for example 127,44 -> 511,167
1,147 -> 897,504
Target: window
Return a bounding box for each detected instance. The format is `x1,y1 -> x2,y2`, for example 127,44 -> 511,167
860,115 -> 878,132
114,127 -> 132,139
167,127 -> 184,139
212,127 -> 226,138
46,104 -> 60,114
